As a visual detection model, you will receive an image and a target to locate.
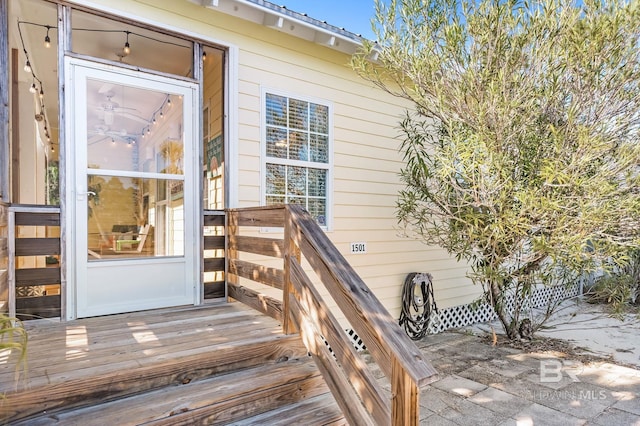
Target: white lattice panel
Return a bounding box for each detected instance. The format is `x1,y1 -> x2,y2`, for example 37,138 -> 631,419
344,282 -> 581,347
425,283 -> 580,335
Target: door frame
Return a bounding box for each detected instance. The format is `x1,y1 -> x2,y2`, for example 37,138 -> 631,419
63,56 -> 201,319
41,1 -> 241,320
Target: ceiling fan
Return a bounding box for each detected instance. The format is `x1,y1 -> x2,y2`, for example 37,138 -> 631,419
88,123 -> 136,146
95,91 -> 148,126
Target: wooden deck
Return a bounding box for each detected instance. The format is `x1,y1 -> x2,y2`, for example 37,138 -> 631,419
1,204 -> 437,424
0,302 -> 345,425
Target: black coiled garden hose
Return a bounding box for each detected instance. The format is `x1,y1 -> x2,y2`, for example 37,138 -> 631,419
399,272 -> 438,340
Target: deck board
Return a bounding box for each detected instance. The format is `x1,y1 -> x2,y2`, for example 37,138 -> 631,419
9,308 -> 269,361
0,303 -> 286,394
21,359 -> 327,426
3,320 -> 286,380
234,392 -> 346,425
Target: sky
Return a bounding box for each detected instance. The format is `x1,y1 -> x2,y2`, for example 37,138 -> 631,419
278,0 -> 378,40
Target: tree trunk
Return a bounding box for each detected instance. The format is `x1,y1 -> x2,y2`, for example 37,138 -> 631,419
489,279 -> 519,340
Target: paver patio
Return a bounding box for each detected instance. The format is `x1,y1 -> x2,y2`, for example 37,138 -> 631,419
365,330 -> 640,425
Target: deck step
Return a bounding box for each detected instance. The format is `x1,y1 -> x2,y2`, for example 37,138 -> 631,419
16,356 -> 333,425
232,392 -> 346,425
1,333 -> 309,424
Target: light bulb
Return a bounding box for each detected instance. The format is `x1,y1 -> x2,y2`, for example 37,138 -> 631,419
152,115 -> 157,124
29,83 -> 37,94
160,111 -> 164,119
123,31 -> 131,55
202,51 -> 207,61
39,88 -> 44,100
44,26 -> 52,48
24,60 -> 32,73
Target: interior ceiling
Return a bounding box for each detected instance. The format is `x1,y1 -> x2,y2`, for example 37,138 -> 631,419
11,0 -> 197,152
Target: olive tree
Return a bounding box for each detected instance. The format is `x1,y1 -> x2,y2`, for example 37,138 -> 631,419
352,0 -> 640,338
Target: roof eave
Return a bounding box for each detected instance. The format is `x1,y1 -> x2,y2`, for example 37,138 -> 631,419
187,0 -> 370,55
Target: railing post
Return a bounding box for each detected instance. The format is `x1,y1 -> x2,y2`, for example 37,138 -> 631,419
226,210 -> 238,301
7,208 -> 15,318
282,206 -> 299,334
391,357 -> 420,426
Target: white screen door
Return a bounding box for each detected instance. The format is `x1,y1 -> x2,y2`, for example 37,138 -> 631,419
65,58 -> 199,318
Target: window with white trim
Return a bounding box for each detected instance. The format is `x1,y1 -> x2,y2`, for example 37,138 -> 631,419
263,92 -> 331,227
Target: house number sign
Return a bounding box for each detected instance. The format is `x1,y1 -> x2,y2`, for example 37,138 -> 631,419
350,242 -> 367,254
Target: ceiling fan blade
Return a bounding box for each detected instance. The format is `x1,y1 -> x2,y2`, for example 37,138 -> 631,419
113,106 -> 139,111
113,110 -> 149,125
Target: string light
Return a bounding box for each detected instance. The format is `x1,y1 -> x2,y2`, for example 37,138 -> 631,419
17,21 -> 190,153
18,22 -> 54,153
19,20 -> 190,68
123,31 -> 131,55
202,50 -> 207,61
44,25 -> 51,48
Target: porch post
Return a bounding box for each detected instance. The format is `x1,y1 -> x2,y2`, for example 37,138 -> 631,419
0,0 -> 9,202
226,210 -> 238,301
7,208 -> 14,317
58,3 -> 71,320
391,357 -> 420,426
282,206 -> 299,334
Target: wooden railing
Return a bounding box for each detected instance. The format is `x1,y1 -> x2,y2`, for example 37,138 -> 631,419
8,205 -> 61,320
226,205 -> 438,425
203,210 -> 225,300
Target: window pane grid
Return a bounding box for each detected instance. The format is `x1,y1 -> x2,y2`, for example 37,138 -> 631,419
265,162 -> 327,224
264,92 -> 330,226
265,128 -> 330,164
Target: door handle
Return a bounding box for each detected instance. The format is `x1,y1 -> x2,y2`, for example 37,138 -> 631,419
77,189 -> 96,200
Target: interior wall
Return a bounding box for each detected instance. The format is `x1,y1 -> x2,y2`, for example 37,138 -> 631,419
17,90 -> 46,206
9,0 -> 58,207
